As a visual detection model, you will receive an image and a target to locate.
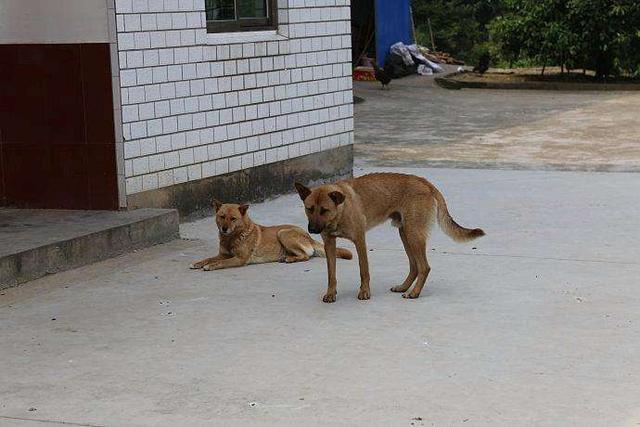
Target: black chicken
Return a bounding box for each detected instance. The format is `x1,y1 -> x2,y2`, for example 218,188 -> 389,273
373,63 -> 392,90
473,53 -> 491,74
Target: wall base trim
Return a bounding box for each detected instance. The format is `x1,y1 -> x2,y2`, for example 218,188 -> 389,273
126,146 -> 353,220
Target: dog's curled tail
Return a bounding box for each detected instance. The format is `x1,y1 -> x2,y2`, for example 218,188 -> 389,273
312,240 -> 353,260
433,188 -> 485,243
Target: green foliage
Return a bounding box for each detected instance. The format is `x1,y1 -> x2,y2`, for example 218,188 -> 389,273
488,0 -> 640,77
411,0 -> 504,64
411,0 -> 640,77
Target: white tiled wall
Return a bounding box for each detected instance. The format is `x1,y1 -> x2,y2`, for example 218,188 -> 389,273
113,0 -> 354,195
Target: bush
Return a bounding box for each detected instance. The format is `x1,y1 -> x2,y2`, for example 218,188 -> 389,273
412,0 -> 504,65
489,0 -> 640,78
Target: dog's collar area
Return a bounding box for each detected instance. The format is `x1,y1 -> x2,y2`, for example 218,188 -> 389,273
323,225 -> 340,237
236,223 -> 256,243
219,222 -> 256,243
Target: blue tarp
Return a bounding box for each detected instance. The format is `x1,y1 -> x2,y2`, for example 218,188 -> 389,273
375,0 -> 413,66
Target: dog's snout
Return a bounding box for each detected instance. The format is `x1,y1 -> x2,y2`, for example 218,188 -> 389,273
307,223 -> 321,234
221,226 -> 228,233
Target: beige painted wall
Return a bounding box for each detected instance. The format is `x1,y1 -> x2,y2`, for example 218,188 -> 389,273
0,0 -> 109,44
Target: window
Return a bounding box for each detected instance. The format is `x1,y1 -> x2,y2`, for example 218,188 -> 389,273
205,0 -> 278,33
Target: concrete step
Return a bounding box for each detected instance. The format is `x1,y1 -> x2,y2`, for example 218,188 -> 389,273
0,208 -> 179,289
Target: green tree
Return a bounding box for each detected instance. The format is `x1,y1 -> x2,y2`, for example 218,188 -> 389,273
412,0 -> 504,64
568,0 -> 640,77
489,0 -> 640,78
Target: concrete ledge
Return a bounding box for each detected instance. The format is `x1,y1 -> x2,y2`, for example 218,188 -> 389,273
436,72 -> 640,91
127,145 -> 354,220
0,208 -> 179,290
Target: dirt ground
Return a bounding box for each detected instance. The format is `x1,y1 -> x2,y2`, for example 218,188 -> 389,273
354,74 -> 640,171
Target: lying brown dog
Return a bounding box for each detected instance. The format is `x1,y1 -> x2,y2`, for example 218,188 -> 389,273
190,200 -> 352,271
295,173 -> 485,302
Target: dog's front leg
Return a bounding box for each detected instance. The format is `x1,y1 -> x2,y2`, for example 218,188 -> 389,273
203,256 -> 248,270
322,235 -> 338,303
190,253 -> 229,269
354,233 -> 371,300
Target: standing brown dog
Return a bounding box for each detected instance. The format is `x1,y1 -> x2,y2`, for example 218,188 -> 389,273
295,173 -> 485,303
190,200 -> 352,271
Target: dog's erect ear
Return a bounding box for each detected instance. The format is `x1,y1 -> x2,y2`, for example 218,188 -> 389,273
213,199 -> 223,212
328,191 -> 345,206
294,182 -> 312,201
238,204 -> 249,216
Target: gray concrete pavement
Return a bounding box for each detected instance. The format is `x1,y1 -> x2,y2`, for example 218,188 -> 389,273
2,167 -> 639,426
0,209 -> 179,289
355,75 -> 640,172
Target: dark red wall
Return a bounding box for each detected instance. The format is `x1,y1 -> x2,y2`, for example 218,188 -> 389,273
0,43 -> 119,210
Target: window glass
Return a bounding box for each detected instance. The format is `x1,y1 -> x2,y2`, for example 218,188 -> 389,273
206,0 -> 235,22
205,0 -> 275,32
238,0 -> 267,19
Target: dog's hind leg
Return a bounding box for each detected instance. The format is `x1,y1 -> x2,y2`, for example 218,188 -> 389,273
390,227 -> 418,293
277,229 -> 314,263
395,207 -> 432,299
402,229 -> 430,299
400,199 -> 436,299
